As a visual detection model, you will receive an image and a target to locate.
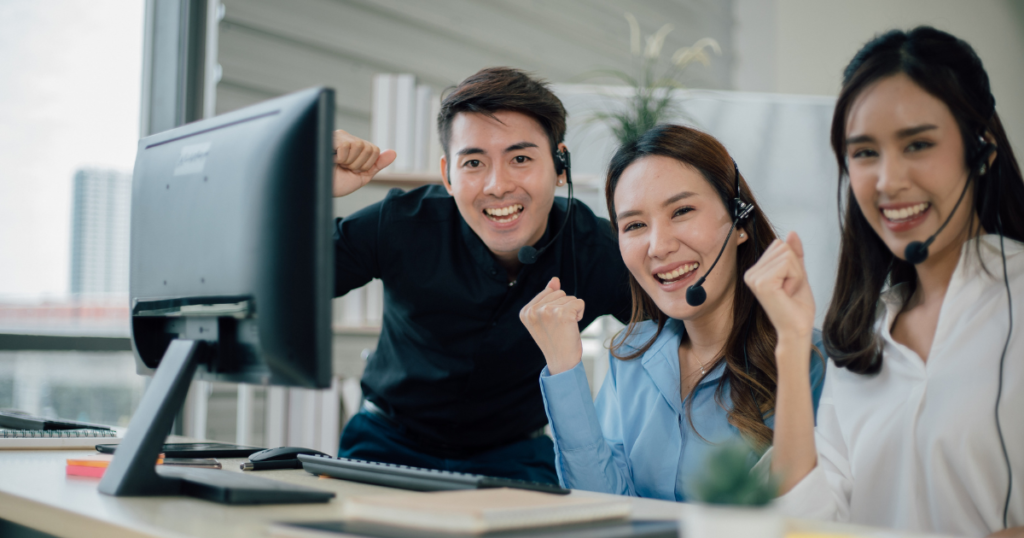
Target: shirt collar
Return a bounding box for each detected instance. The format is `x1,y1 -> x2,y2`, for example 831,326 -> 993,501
641,318 -> 728,382
878,234 -> 1024,347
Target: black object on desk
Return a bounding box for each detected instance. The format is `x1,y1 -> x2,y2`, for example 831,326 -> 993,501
0,410 -> 113,431
270,519 -> 679,538
299,454 -> 571,495
96,87 -> 337,506
242,446 -> 329,470
96,442 -> 264,458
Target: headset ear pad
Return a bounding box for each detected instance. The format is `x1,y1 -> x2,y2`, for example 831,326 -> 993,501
973,141 -> 997,177
553,150 -> 566,176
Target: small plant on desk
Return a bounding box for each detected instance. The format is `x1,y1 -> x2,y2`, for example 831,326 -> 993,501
685,441 -> 783,538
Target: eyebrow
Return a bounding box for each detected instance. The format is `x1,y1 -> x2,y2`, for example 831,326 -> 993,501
845,124 -> 938,146
504,141 -> 538,152
455,141 -> 539,158
616,191 -> 696,221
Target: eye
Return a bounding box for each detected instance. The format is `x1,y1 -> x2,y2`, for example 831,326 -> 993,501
672,206 -> 693,218
512,155 -> 531,164
850,147 -> 878,159
463,159 -> 482,168
906,140 -> 934,153
622,221 -> 646,233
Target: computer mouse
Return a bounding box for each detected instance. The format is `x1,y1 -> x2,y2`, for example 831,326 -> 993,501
248,446 -> 329,462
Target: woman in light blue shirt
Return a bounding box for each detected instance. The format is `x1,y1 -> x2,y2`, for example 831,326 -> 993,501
520,124 -> 825,500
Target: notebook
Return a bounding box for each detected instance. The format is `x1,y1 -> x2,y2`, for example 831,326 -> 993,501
339,488 -> 631,534
0,428 -> 121,449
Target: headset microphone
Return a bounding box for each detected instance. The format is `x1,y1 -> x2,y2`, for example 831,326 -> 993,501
686,162 -> 754,306
518,149 -> 573,265
903,137 -> 996,265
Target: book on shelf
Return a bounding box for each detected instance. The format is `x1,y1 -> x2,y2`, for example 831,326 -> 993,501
371,72 -> 440,178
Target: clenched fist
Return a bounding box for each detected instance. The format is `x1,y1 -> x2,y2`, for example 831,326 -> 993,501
333,129 -> 396,197
743,231 -> 816,363
520,277 -> 586,375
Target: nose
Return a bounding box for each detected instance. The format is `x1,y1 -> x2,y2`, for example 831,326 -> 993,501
647,220 -> 679,260
876,151 -> 908,197
482,163 -> 516,198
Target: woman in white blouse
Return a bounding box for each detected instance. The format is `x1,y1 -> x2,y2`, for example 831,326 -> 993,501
744,27 -> 1023,537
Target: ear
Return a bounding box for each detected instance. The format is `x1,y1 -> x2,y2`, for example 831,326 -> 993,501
440,155 -> 454,195
984,131 -> 998,169
556,142 -> 569,185
737,225 -> 749,245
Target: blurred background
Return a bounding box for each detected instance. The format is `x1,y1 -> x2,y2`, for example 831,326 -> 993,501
1,0 -> 1022,452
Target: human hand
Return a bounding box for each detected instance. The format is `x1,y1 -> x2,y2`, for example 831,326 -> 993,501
519,277 -> 585,375
333,129 -> 396,197
743,231 -> 816,351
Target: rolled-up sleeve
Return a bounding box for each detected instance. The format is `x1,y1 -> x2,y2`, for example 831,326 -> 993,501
539,360 -> 636,495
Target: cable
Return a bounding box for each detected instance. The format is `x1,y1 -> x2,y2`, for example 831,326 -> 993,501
996,215 -> 1013,529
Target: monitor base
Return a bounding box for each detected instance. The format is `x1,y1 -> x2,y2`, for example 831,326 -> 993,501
98,339 -> 333,504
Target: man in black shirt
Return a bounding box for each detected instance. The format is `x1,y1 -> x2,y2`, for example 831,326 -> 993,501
331,68 -> 631,484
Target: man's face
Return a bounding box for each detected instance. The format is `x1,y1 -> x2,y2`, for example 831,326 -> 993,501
441,111 -> 563,264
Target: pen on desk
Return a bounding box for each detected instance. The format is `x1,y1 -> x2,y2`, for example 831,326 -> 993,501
240,459 -> 302,471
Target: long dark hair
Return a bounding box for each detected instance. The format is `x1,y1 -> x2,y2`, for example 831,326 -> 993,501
825,27 -> 1024,374
604,124 -> 780,449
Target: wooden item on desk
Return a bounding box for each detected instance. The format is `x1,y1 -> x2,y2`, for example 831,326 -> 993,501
339,488 -> 631,534
268,519 -> 678,538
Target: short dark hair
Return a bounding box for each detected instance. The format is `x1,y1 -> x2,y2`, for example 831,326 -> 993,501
437,67 -> 567,160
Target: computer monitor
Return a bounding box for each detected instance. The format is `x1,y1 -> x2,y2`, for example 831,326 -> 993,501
98,87 -> 336,504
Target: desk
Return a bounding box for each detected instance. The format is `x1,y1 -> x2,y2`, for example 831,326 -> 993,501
0,450 -> 946,538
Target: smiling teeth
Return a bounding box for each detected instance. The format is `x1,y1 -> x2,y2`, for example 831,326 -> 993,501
657,263 -> 699,282
485,204 -> 523,217
883,203 -> 929,221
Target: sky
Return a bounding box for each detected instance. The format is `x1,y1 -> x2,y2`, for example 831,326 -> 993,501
0,0 -> 143,299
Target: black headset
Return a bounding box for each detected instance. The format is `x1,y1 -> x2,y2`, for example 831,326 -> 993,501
897,132 -> 1012,527
685,161 -> 754,307
517,148 -> 574,265
903,135 -> 997,264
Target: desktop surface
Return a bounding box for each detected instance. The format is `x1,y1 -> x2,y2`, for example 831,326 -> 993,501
0,449 -> 951,538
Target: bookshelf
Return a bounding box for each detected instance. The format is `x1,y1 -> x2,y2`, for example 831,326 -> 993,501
372,172 -> 442,188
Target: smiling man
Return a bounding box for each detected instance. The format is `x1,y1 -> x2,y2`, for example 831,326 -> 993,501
330,68 -> 631,484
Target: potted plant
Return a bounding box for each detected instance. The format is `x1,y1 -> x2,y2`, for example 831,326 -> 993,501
583,13 -> 721,146
684,441 -> 783,538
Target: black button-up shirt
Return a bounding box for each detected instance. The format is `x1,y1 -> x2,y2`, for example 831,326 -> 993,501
334,185 -> 631,452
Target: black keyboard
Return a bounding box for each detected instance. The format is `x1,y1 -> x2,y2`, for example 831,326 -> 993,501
298,454 -> 570,495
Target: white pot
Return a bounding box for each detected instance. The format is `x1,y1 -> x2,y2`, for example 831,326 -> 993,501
681,504 -> 784,538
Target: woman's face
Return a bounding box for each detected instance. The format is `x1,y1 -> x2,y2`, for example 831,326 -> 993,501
614,155 -> 746,320
845,72 -> 974,263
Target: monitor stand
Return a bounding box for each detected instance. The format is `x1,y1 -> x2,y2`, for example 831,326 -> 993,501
98,339 -> 334,504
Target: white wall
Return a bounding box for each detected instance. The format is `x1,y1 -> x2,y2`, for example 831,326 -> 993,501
214,0 -> 735,142
735,0 -> 1024,148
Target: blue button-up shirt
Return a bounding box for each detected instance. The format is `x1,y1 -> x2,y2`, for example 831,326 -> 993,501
539,318 -> 826,501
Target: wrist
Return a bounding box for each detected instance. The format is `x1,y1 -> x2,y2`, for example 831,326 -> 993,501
775,333 -> 812,373
546,344 -> 583,376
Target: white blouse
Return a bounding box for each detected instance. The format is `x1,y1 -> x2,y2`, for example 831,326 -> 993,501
769,235 -> 1024,537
